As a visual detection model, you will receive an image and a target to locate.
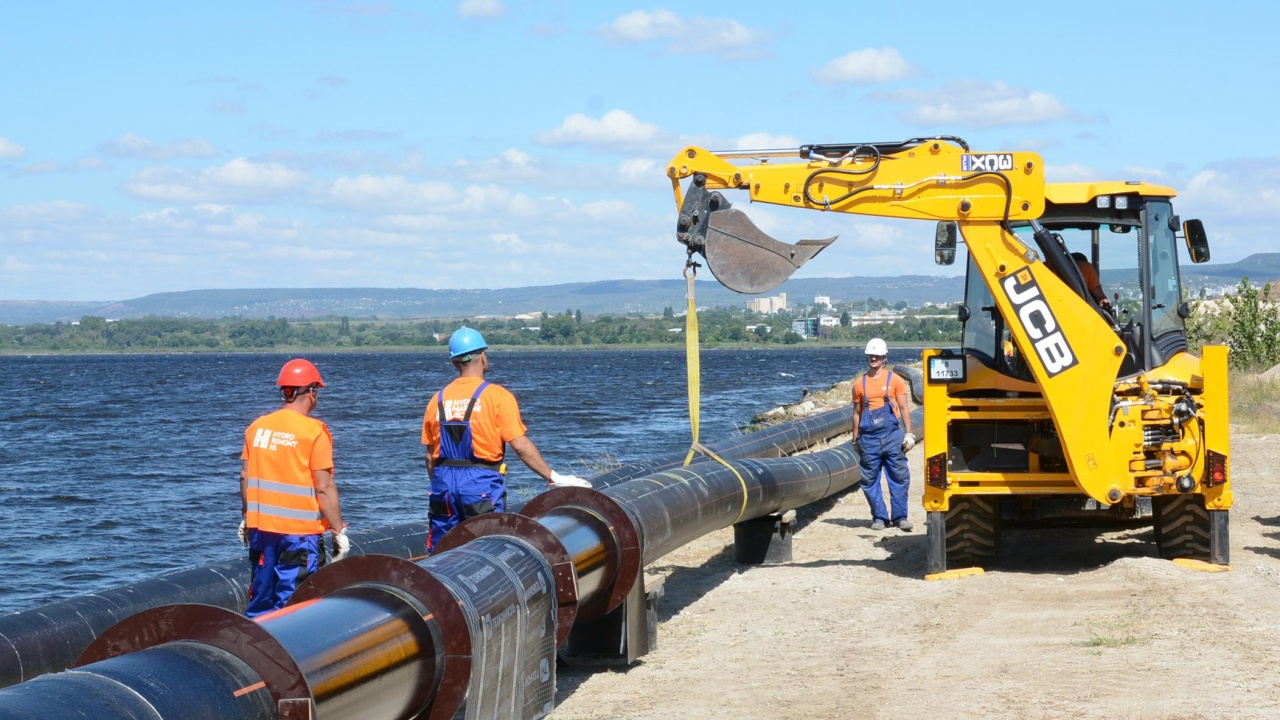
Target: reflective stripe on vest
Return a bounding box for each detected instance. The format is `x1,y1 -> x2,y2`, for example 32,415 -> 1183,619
246,477 -> 322,523
245,476 -> 324,534
243,409 -> 329,535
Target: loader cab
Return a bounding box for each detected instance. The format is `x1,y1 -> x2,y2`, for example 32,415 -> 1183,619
949,182 -> 1210,380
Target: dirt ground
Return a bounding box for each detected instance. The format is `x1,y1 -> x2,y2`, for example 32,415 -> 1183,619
550,407 -> 1280,719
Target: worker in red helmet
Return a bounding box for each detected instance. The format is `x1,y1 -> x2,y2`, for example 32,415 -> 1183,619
421,328 -> 588,553
239,358 -> 348,617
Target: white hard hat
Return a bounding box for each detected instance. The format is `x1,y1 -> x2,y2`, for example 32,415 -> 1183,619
865,338 -> 888,356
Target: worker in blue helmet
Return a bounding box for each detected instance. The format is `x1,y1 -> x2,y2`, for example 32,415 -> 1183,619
420,327 -> 588,552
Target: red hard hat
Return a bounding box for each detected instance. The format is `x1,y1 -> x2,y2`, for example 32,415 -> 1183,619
277,358 -> 326,388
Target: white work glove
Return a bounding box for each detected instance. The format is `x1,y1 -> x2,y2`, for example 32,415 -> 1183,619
330,525 -> 351,563
237,519 -> 249,548
901,433 -> 917,452
549,471 -> 592,489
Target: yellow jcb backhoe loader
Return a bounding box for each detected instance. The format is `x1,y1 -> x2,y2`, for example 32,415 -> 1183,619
666,136 -> 1230,574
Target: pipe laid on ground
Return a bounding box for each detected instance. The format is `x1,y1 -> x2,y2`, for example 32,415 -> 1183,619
0,522 -> 431,690
0,408 -> 923,719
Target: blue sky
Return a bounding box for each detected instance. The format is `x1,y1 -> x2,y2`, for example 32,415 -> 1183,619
1,1 -> 1276,302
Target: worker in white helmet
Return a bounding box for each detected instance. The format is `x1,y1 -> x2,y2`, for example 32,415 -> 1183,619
851,338 -> 915,531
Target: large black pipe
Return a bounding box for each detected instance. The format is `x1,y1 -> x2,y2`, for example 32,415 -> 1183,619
0,403 -> 924,719
0,522 -> 431,690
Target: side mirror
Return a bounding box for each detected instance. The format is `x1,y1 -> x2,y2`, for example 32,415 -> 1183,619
957,304 -> 971,323
1184,218 -> 1210,263
1177,301 -> 1193,320
935,222 -> 958,266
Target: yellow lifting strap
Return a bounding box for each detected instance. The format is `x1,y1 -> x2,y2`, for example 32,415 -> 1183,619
682,263 -> 750,523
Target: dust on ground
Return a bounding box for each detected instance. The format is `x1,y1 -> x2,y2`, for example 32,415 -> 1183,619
550,381 -> 1280,720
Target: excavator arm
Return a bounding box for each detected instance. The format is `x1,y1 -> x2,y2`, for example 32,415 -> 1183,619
668,138 -> 1046,292
666,137 -> 1129,505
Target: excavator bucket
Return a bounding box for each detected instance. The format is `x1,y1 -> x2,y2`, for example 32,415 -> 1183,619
677,178 -> 835,294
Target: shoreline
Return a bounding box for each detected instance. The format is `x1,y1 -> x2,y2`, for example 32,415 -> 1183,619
0,342 -> 939,357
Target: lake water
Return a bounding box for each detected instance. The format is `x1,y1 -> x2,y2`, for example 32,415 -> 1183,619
0,346 -> 917,614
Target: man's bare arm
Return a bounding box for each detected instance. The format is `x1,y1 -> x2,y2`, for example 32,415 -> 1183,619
509,435 -> 553,482
312,469 -> 344,531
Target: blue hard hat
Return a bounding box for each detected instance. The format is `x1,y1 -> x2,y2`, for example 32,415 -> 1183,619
448,327 -> 488,358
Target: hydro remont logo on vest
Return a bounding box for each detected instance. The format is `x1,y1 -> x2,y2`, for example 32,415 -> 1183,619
252,428 -> 299,451
1000,267 -> 1078,377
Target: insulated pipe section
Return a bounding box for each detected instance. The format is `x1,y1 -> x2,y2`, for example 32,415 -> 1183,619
0,522 -> 430,690
0,536 -> 555,720
607,447 -> 859,565
0,641 -> 274,720
258,585 -> 441,719
609,404 -> 923,565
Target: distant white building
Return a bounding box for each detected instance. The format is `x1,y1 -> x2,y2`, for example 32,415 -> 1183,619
791,318 -> 819,339
748,292 -> 787,314
814,295 -> 832,308
819,314 -> 839,327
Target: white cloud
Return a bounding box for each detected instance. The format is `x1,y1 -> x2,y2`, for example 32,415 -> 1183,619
1118,166 -> 1169,182
579,199 -> 637,221
1181,162 -> 1280,219
811,48 -> 917,85
596,10 -> 771,61
15,156 -> 109,175
458,0 -> 504,19
599,8 -> 683,42
537,110 -> 662,148
326,174 -> 461,211
121,158 -> 309,204
0,137 -> 26,160
489,232 -> 530,254
619,158 -> 657,183
99,133 -> 220,160
735,132 -> 800,150
884,80 -> 1084,128
0,201 -> 94,225
1044,162 -> 1101,183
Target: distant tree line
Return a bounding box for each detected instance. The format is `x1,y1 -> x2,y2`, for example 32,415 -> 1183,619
0,307 -> 962,352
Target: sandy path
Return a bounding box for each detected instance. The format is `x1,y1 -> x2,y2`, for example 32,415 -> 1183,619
550,431 -> 1280,720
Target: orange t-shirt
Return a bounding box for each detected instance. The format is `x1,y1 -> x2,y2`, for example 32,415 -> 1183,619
421,377 -> 527,462
1076,258 -> 1102,294
852,371 -> 907,416
241,407 -> 334,534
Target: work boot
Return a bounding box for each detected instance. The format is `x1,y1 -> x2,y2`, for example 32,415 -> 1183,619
895,518 -> 914,532
870,520 -> 886,531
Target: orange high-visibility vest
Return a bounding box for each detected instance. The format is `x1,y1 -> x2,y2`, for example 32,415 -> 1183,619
242,408 -> 333,535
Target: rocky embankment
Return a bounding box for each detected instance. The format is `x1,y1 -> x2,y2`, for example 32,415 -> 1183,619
748,378 -> 856,428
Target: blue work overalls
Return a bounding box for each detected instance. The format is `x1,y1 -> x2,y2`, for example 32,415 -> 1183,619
856,371 -> 911,525
427,382 -> 505,553
245,530 -> 322,618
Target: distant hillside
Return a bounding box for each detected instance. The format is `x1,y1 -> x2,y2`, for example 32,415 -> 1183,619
0,276 -> 965,324
4,253 -> 1278,324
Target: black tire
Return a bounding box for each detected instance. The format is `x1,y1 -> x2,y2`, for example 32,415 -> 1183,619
1152,494 -> 1211,560
945,496 -> 1002,567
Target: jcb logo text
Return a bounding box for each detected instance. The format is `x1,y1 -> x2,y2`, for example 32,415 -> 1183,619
1001,268 -> 1077,377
